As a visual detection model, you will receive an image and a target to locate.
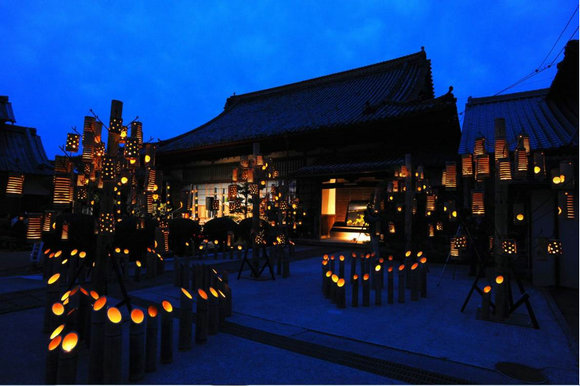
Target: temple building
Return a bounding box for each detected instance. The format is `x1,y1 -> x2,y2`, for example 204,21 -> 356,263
157,48 -> 461,243
0,96 -> 53,216
458,40 -> 578,288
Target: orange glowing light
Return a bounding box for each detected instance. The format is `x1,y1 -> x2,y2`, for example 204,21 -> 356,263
209,287 -> 219,298
52,302 -> 65,316
388,267 -> 393,272
80,287 -> 88,296
48,273 -> 60,285
136,260 -> 142,267
181,288 -> 193,299
322,260 -> 328,266
388,255 -> 393,261
516,213 -> 524,221
375,265 -> 381,272
411,263 -> 418,270
339,255 -> 345,261
496,276 -> 504,284
398,264 -> 405,271
44,248 -> 51,255
148,305 -> 158,317
162,300 -> 173,312
131,309 -> 145,324
121,177 -> 128,184
325,271 -> 332,278
55,250 -> 62,258
93,296 -> 107,311
48,336 -> 62,351
330,255 -> 335,261
363,274 -> 369,281
114,247 -> 121,253
62,332 -> 78,352
331,274 -> 339,283
124,249 -> 129,255
420,257 -> 427,264
353,274 -> 359,280
60,290 -> 71,301
61,259 -> 68,265
70,249 -> 78,256
79,251 -> 86,258
218,290 -> 226,298
50,324 -> 65,340
198,289 -> 208,300
483,285 -> 492,293
145,155 -> 151,163
323,254 -> 328,260
417,251 -> 423,257
90,291 -> 99,300
405,251 -> 411,257
107,307 -> 122,323
337,278 -> 345,288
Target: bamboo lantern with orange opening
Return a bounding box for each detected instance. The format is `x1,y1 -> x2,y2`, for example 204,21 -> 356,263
104,307 -> 123,384
336,278 -> 346,308
533,151 -> 546,180
50,302 -> 66,342
145,305 -> 159,373
160,300 -> 174,364
461,154 -> 473,177
497,158 -> 512,181
547,240 -> 563,255
44,273 -> 61,333
565,191 -> 576,219
398,264 -> 405,303
513,203 -> 526,224
338,255 -> 345,277
323,270 -> 332,298
475,154 -> 490,180
321,260 -> 329,290
88,296 -> 107,383
224,283 -> 233,317
350,253 -> 357,281
501,240 -> 517,255
351,274 -> 359,307
57,332 -> 79,384
494,275 -> 507,320
5,173 -> 24,196
129,308 -> 146,382
329,255 -> 335,272
65,133 -> 80,153
481,285 -> 492,320
53,176 -> 73,205
474,137 -> 486,156
208,287 -> 220,335
472,191 -> 485,216
179,288 -> 193,351
330,274 -> 339,304
218,290 -> 227,324
410,263 -> 419,301
46,335 -> 62,384
444,162 -> 457,190
362,273 -> 370,307
196,289 -> 209,344
514,143 -> 528,179
419,257 -> 428,298
387,266 -> 394,304
26,213 -> 42,241
374,264 -> 382,306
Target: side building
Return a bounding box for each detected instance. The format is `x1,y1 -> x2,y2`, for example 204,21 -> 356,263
157,48 -> 460,243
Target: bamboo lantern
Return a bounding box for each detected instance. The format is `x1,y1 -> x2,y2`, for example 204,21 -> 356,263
43,211 -> 54,232
256,155 -> 264,166
426,194 -> 436,212
498,158 -> 512,181
57,332 -> 79,385
565,192 -> 575,219
454,235 -> 467,250
146,169 -> 157,192
416,165 -> 424,180
450,238 -> 459,257
104,307 -> 123,384
232,168 -> 238,182
461,154 -> 473,177
212,199 -> 220,211
559,161 -> 574,188
146,193 -> 155,214
129,121 -> 142,143
160,300 -> 174,364
76,174 -> 86,187
472,191 -> 485,216
428,223 -> 435,237
475,154 -> 490,180
83,116 -> 95,139
447,201 -> 457,221
109,116 -> 123,134
248,183 -> 259,196
228,184 -> 238,200
82,145 -> 94,161
76,186 -> 88,201
145,305 -> 158,373
5,173 -> 24,196
515,145 -> 528,177
441,170 -> 446,186
533,152 -> 546,179
547,240 -> 563,255
54,156 -> 72,174
521,134 -> 530,153
101,156 -> 116,181
501,239 -> 517,255
388,221 -> 396,234
26,213 -> 42,240
53,176 -> 73,205
99,212 -> 115,233
143,143 -> 156,167
65,133 -> 80,153
513,203 -> 525,224
494,137 -> 508,161
94,142 -> 105,157
474,137 -> 486,156
124,137 -> 141,159
444,162 -> 457,190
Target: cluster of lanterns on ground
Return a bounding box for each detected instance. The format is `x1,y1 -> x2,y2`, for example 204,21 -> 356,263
44,262 -> 232,384
320,251 -> 428,308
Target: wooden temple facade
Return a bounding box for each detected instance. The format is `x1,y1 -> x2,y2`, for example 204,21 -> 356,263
157,49 -> 461,244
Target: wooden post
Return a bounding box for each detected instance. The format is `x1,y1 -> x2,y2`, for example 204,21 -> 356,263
129,309 -> 146,382
196,289 -> 209,344
103,307 -> 123,384
88,296 -> 107,384
145,306 -> 159,373
160,300 -> 174,364
178,289 -> 193,351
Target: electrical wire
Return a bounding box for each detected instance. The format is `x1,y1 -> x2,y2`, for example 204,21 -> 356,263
538,5 -> 578,69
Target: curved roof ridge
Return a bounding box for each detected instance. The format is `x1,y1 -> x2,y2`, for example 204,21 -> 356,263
467,88 -> 550,106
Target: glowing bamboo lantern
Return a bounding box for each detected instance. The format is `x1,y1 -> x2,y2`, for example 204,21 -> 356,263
454,236 -> 467,250
450,239 -> 459,258
475,154 -> 490,180
178,288 -> 193,351
98,212 -> 115,233
472,191 -> 485,216
53,176 -> 73,205
65,133 -> 80,153
196,289 -> 209,344
124,137 -> 141,159
224,283 -> 233,317
514,143 -> 528,178
338,255 -> 345,277
481,285 -> 491,320
5,173 -> 24,196
336,278 -> 346,308
560,161 -> 574,188
44,273 -> 61,333
129,309 -> 145,382
218,289 -> 227,325
362,273 -> 370,307
248,183 -> 259,196
350,253 -> 357,281
323,270 -> 332,298
474,137 -> 486,156
26,213 -> 42,240
57,332 -> 79,384
88,296 -> 107,384
331,274 -> 339,304
497,158 -> 512,181
398,264 -> 405,303
444,162 -> 457,190
145,305 -> 159,373
428,223 -> 435,237
532,152 -> 546,179
109,114 -> 123,134
419,257 -> 428,298
160,300 -> 173,364
208,287 -> 220,335
494,275 -> 507,320
513,203 -> 525,224
374,265 -> 382,305
42,211 -> 53,232
104,307 -> 123,384
547,240 -> 563,255
387,266 -> 394,304
502,240 -> 517,255
46,335 -> 62,384
461,154 -> 473,177
350,274 -> 359,307
410,263 -> 419,301
494,137 -> 508,161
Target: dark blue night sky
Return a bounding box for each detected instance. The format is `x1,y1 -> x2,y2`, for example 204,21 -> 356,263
1,1 -> 577,159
